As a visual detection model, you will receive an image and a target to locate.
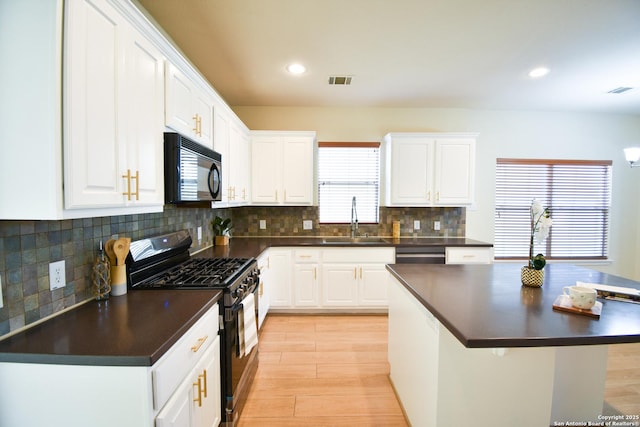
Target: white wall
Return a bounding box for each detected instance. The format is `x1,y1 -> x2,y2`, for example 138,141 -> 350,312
234,106 -> 640,279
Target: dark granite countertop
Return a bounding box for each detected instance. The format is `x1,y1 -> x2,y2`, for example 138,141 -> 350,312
193,236 -> 492,259
387,263 -> 640,348
0,290 -> 222,366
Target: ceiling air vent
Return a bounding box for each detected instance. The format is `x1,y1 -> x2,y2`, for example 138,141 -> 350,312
607,86 -> 634,94
328,76 -> 353,85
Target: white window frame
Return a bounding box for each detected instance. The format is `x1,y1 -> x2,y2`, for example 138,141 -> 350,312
317,142 -> 380,224
495,158 -> 612,261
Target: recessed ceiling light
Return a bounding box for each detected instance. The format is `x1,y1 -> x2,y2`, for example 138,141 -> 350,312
529,67 -> 550,78
286,63 -> 306,75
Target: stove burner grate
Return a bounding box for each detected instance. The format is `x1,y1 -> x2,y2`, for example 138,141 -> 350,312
139,257 -> 252,288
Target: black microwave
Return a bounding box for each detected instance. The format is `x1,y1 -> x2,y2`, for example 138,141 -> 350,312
164,132 -> 222,203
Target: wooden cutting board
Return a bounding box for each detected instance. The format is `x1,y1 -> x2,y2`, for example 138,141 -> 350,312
552,294 -> 602,319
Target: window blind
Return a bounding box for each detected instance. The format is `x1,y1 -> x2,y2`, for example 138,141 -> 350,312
318,143 -> 380,223
495,159 -> 612,260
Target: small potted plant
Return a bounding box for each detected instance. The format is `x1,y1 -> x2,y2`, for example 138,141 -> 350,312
521,199 -> 552,287
211,216 -> 233,246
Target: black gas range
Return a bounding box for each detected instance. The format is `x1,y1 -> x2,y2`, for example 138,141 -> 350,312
126,230 -> 260,427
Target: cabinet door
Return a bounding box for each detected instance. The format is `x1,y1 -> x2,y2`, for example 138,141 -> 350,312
268,249 -> 292,307
193,338 -> 221,427
251,136 -> 281,204
229,121 -> 251,204
321,264 -> 358,307
64,0 -> 125,208
434,139 -> 475,205
282,136 -> 313,204
165,62 -> 196,139
358,264 -> 390,307
213,107 -> 231,203
257,253 -> 270,328
156,340 -> 221,427
293,264 -> 319,307
155,385 -> 192,427
193,92 -> 213,148
388,138 -> 434,206
123,29 -> 165,206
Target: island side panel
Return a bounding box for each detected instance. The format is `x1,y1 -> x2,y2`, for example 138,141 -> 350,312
437,326 -> 555,426
388,275 -> 439,426
550,345 -> 608,423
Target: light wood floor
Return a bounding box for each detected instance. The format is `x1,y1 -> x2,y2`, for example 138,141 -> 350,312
238,314 -> 408,426
605,342 -> 640,416
238,314 -> 640,426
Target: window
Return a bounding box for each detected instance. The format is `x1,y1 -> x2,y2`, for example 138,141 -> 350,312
318,142 -> 380,223
495,159 -> 612,261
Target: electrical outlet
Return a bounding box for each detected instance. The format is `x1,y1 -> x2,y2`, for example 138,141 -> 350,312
434,221 -> 441,231
197,226 -> 202,243
414,220 -> 421,230
303,220 -> 312,230
0,275 -> 3,309
49,260 -> 66,291
259,220 -> 266,230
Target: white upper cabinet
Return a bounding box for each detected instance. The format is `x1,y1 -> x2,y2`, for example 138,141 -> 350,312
165,62 -> 213,148
251,131 -> 316,205
64,0 -> 165,210
214,104 -> 251,206
384,132 -> 477,207
229,120 -> 251,204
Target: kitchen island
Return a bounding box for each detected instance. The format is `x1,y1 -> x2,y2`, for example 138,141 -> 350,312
386,263 -> 640,427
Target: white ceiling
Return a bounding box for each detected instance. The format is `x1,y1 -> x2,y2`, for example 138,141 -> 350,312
135,0 -> 640,114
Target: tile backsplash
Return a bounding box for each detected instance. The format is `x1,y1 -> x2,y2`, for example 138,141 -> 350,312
0,204 -> 463,337
231,206 -> 464,238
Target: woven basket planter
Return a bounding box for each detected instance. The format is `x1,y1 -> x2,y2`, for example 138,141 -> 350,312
521,266 -> 544,287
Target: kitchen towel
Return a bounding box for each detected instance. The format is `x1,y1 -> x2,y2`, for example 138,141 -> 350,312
241,293 -> 259,356
237,304 -> 245,357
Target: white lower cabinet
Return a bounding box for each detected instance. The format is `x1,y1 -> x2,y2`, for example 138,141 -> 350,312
0,303 -> 221,427
321,248 -> 395,308
268,248 -> 293,308
321,263 -> 359,306
358,263 -> 392,306
256,252 -> 271,329
293,263 -> 320,306
293,250 -> 320,307
267,247 -> 395,311
156,338 -> 221,427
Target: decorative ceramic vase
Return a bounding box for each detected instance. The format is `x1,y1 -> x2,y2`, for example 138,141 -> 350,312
521,266 -> 544,287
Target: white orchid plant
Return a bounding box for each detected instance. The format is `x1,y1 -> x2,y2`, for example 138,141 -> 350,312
528,199 -> 552,270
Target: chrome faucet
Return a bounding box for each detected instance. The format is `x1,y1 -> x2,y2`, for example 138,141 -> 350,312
350,196 -> 358,238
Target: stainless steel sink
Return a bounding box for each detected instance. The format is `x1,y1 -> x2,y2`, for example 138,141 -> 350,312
322,237 -> 388,245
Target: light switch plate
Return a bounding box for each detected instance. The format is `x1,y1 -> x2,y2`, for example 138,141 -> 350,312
259,220 -> 266,230
414,220 -> 421,230
0,275 -> 3,309
434,221 -> 441,231
303,220 -> 312,230
49,260 -> 66,291
197,226 -> 202,242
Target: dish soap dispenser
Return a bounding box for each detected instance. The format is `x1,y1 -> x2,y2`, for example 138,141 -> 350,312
92,241 -> 111,301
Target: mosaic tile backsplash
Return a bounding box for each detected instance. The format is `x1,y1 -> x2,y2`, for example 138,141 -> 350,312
0,205 -> 463,337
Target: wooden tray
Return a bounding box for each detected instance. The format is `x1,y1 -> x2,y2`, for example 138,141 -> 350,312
552,295 -> 602,319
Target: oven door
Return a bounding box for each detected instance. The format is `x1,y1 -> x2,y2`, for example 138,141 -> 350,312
223,286 -> 259,424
